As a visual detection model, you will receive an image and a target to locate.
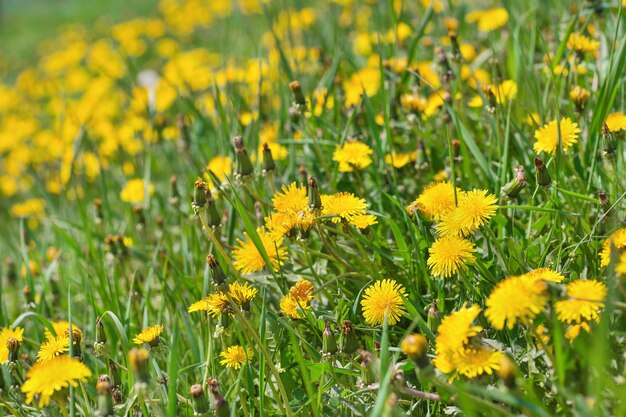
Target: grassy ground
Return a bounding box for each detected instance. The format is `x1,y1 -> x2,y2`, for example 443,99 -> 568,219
1,1 -> 626,416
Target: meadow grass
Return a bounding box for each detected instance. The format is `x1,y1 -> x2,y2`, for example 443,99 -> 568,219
1,0 -> 626,416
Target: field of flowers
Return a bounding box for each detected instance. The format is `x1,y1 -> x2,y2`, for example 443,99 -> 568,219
1,0 -> 626,416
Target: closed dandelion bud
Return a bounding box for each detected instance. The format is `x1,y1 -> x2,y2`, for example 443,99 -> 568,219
193,178 -> 208,209
262,143 -> 276,174
298,165 -> 308,190
322,321 -> 337,356
67,328 -> 82,358
205,189 -> 221,228
190,384 -> 210,415
570,86 -> 590,112
233,135 -> 254,178
427,301 -> 441,334
501,166 -> 527,200
308,176 -> 322,210
436,47 -> 454,83
109,359 -> 122,388
128,348 -> 150,385
534,157 -> 552,187
451,139 -> 461,161
169,175 -> 180,206
95,317 -> 107,356
482,84 -> 497,113
6,337 -> 20,363
207,254 -> 228,288
289,80 -> 307,110
95,380 -> 115,417
93,198 -> 104,224
400,334 -> 429,368
339,320 -> 358,354
601,122 -> 616,158
207,377 -> 230,417
449,31 -> 461,60
358,350 -> 379,386
498,356 -> 517,389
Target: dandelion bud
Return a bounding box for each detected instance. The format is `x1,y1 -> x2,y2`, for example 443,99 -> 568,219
169,175 -> 180,206
109,360 -> 122,388
190,384 -> 210,415
67,328 -> 82,358
95,317 -> 108,356
289,80 -> 307,110
6,337 -> 20,363
449,31 -> 461,60
93,198 -> 104,224
601,122 -> 616,158
262,143 -> 276,174
451,139 -> 461,161
193,178 -> 208,208
207,377 -> 230,417
207,254 -> 228,288
133,205 -> 146,230
358,349 -> 379,386
308,177 -> 322,210
427,301 -> 441,333
436,47 -> 454,83
322,321 -> 337,356
570,86 -> 590,112
498,356 -> 517,389
205,189 -> 221,228
298,165 -> 308,189
400,334 -> 429,368
534,157 -> 552,187
128,348 -> 150,385
339,320 -> 358,354
23,285 -> 34,306
482,84 -> 497,113
233,135 -> 254,178
501,165 -> 527,200
96,379 -> 115,417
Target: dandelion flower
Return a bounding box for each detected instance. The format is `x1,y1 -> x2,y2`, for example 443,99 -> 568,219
37,336 -> 69,362
485,275 -> 548,330
599,228 -> 626,267
206,155 -> 233,185
188,297 -> 211,313
533,118 -> 580,154
229,281 -> 258,305
438,190 -> 498,236
272,182 -> 307,213
555,280 -> 607,324
435,304 -> 482,354
120,178 -> 154,204
406,182 -> 459,221
385,151 -> 417,168
133,324 -> 164,347
22,355 -> 92,407
289,279 -> 314,302
564,321 -> 591,342
454,346 -> 503,378
427,235 -> 476,278
617,252 -> 626,277
44,321 -> 81,341
233,228 -> 287,274
523,267 -> 565,283
605,112 -> 626,133
360,279 -> 407,326
333,141 -> 373,172
466,8 -> 509,32
567,33 -> 600,56
220,345 -> 253,369
280,293 -> 308,318
321,192 -> 368,223
0,327 -> 24,363
349,214 -> 378,229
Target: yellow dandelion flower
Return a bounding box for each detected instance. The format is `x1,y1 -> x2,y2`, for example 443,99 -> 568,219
617,252 -> 626,276
333,141 -> 373,172
523,267 -> 565,283
272,182 -> 307,213
533,118 -> 580,155
10,198 -> 45,218
485,275 -> 548,330
567,32 -> 600,56
533,324 -> 551,351
22,356 -> 92,407
406,182 -> 459,221
280,293 -> 308,318
599,228 -> 626,267
555,280 -> 607,324
438,190 -> 498,237
466,8 -> 509,32
360,279 -> 407,326
188,297 -> 210,313
435,304 -> 482,355
349,214 -> 378,229
120,178 -> 154,204
220,345 -> 253,369
385,151 -> 417,168
265,211 -> 299,238
564,321 -> 591,342
206,292 -> 230,317
0,327 -> 24,363
454,347 -> 503,378
233,228 -> 287,274
290,279 -> 314,303
427,235 -> 476,278
321,192 -> 368,223
229,281 -> 258,305
133,324 -> 164,346
37,336 -> 69,362
44,321 -> 82,341
605,112 -> 626,133
206,155 -> 233,184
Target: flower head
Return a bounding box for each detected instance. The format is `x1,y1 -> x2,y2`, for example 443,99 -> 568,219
454,346 -> 503,378
0,327 -> 24,363
406,182 -> 459,221
599,228 -> 626,267
438,190 -> 498,236
120,178 -> 154,204
321,192 -> 368,223
427,235 -> 476,278
435,304 -> 482,354
533,118 -> 580,154
22,356 -> 92,407
485,275 -> 548,330
220,345 -> 253,369
133,324 -> 164,347
37,336 -> 69,362
44,321 -> 81,341
272,182 -> 307,214
605,112 -> 626,133
523,267 -> 565,283
233,228 -> 287,274
280,279 -> 315,318
555,280 -> 607,324
229,281 -> 258,305
466,7 -> 509,32
567,33 -> 600,56
333,141 -> 373,172
360,279 -> 407,326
